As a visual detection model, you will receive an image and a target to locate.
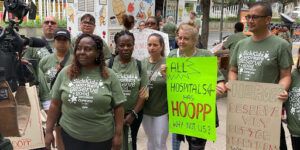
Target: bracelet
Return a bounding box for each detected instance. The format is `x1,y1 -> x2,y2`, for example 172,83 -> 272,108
131,110 -> 138,119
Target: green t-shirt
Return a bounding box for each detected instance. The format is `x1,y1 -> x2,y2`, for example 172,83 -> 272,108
162,22 -> 177,40
230,35 -> 293,83
23,38 -> 55,84
38,51 -> 73,101
111,55 -> 148,112
168,49 -> 225,82
142,58 -> 168,116
52,67 -> 126,142
71,35 -> 112,59
286,69 -> 300,136
39,51 -> 73,85
223,32 -> 247,57
23,38 -> 55,64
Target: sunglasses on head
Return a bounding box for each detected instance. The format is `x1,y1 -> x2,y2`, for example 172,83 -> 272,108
44,21 -> 57,25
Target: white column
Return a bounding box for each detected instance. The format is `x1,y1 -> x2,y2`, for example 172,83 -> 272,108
38,0 -> 43,21
53,0 -> 56,17
46,0 -> 51,16
63,0 -> 66,19
43,0 -> 46,20
58,0 -> 61,20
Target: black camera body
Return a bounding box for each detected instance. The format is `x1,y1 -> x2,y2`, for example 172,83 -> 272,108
0,0 -> 39,92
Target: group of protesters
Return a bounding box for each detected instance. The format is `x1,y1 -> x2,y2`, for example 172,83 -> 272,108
20,1 -> 300,150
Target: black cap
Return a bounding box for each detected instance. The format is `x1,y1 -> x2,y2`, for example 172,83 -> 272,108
54,28 -> 71,40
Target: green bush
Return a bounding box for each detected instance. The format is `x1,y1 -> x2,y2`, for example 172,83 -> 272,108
226,16 -> 238,22
271,18 -> 281,23
58,19 -> 67,28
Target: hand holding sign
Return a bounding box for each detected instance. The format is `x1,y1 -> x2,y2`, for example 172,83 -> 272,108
216,82 -> 226,96
277,90 -> 288,102
160,64 -> 166,79
167,57 -> 218,141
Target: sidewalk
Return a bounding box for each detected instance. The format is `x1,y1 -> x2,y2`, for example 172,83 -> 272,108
137,97 -> 293,150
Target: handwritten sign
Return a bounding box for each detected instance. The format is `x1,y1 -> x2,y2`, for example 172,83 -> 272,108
167,57 -> 217,141
227,81 -> 283,150
132,28 -> 170,61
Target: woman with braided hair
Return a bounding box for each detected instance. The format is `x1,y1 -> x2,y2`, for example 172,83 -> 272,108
45,34 -> 126,150
110,30 -> 148,150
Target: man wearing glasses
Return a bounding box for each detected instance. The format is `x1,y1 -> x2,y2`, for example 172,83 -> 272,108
71,14 -> 111,59
23,16 -> 58,89
229,2 -> 293,150
24,16 -> 58,66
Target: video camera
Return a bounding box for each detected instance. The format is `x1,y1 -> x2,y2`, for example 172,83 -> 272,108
0,0 -> 46,92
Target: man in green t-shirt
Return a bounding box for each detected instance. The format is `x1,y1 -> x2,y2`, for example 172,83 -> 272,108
229,2 -> 293,150
223,22 -> 247,57
71,14 -> 111,59
23,16 -> 58,84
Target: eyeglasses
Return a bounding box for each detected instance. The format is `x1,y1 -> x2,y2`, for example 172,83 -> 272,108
44,21 -> 57,25
245,15 -> 268,20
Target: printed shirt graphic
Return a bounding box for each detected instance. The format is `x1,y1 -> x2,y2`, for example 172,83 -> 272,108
142,58 -> 168,116
68,77 -> 104,109
51,67 -> 126,142
237,50 -> 271,80
37,47 -> 52,58
230,35 -> 293,83
39,52 -> 72,86
111,55 -> 148,112
23,39 -> 54,63
38,52 -> 72,101
287,70 -> 300,136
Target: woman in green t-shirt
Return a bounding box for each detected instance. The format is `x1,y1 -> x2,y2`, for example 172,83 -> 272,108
45,34 -> 126,150
160,21 -> 226,150
142,33 -> 168,150
286,48 -> 300,150
110,30 -> 148,150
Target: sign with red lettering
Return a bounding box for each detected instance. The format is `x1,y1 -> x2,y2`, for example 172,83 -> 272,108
167,57 -> 218,141
8,86 -> 45,149
227,81 -> 283,150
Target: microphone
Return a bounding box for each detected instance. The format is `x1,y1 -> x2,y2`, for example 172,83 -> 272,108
23,37 -> 46,48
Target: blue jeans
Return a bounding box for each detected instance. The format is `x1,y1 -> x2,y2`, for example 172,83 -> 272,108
172,134 -> 181,150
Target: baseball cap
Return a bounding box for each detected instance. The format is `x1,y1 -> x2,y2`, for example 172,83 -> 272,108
54,28 -> 70,40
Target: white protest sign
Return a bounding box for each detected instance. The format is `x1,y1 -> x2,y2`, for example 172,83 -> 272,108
227,81 -> 283,150
132,28 -> 170,60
